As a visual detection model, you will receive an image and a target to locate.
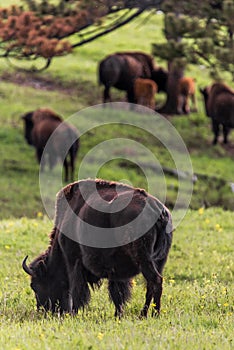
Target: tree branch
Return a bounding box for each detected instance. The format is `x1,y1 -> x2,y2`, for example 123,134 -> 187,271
71,8 -> 145,48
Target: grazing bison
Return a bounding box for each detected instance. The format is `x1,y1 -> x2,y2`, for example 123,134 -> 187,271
98,51 -> 156,103
22,108 -> 79,181
23,179 -> 173,318
177,77 -> 197,114
200,82 -> 234,144
134,78 -> 158,110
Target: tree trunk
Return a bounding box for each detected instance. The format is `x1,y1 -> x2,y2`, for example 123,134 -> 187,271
158,61 -> 184,115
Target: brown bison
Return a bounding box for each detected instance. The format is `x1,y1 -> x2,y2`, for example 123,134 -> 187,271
22,108 -> 79,181
177,77 -> 197,114
200,82 -> 234,144
23,179 -> 173,318
134,78 -> 158,110
98,51 -> 155,104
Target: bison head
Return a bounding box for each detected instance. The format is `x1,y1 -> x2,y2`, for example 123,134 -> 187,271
21,112 -> 34,145
22,255 -> 69,313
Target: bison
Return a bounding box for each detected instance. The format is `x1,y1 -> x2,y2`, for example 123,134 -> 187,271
177,77 -> 197,114
98,51 -> 155,104
22,108 -> 79,181
22,179 -> 173,318
134,78 -> 158,110
200,82 -> 234,144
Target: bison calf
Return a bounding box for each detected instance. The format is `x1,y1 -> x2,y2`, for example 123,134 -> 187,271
134,78 -> 158,110
23,179 -> 173,318
177,77 -> 197,114
22,108 -> 79,182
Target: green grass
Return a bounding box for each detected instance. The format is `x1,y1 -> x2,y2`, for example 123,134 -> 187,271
0,7 -> 233,349
0,208 -> 233,349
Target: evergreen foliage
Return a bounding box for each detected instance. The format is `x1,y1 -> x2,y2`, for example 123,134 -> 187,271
153,0 -> 234,79
0,0 -> 232,77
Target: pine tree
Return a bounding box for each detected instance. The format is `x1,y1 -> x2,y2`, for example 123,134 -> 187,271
0,0 -> 232,84
152,0 -> 234,113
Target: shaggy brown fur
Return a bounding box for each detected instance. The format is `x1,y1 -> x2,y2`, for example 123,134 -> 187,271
23,179 -> 173,318
177,77 -> 197,114
200,82 -> 234,144
98,51 -> 156,103
134,78 -> 158,109
22,108 -> 79,181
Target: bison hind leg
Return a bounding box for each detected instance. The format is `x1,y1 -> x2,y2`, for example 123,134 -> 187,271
140,258 -> 164,317
108,280 -> 132,318
103,86 -> 111,103
212,121 -> 220,145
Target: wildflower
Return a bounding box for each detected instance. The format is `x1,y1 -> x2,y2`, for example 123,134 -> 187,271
215,224 -> 222,232
222,287 -> 227,295
151,303 -> 156,307
131,279 -> 136,287
97,333 -> 104,340
5,245 -> 10,249
37,211 -> 43,218
223,303 -> 229,307
198,207 -> 204,215
205,218 -> 210,224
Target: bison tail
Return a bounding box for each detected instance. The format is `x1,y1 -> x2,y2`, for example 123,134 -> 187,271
152,209 -> 173,265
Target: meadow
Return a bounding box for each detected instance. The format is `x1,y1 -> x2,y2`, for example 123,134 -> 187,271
0,209 -> 233,349
0,4 -> 233,349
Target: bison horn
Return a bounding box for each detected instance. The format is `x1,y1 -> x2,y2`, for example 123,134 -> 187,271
22,256 -> 33,276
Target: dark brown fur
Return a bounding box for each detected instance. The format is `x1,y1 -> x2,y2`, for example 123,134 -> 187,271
22,108 -> 79,181
98,51 -> 156,103
23,179 -> 173,318
200,82 -> 234,144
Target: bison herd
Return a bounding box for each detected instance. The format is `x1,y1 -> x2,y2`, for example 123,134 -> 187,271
21,50 -> 233,317
99,51 -> 234,144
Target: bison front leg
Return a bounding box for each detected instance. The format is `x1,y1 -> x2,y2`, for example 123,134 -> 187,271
68,260 -> 91,314
223,125 -> 230,144
63,158 -> 69,183
108,280 -> 132,318
127,85 -> 136,104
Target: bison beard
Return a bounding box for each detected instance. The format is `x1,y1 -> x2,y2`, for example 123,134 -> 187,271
23,179 -> 173,318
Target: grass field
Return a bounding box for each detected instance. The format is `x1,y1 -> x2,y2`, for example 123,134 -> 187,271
0,4 -> 233,350
0,208 -> 233,350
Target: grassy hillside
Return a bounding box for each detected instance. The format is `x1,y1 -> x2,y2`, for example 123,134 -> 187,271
0,209 -> 233,349
0,11 -> 233,218
0,6 -> 233,350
